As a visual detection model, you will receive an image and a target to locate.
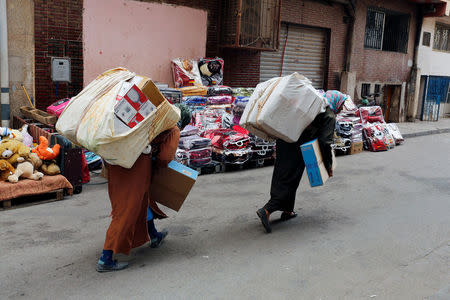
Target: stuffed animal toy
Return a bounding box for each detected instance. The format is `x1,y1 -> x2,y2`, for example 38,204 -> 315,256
21,125 -> 33,148
28,152 -> 60,176
0,139 -> 30,165
0,159 -> 15,181
32,136 -> 60,160
7,160 -> 44,183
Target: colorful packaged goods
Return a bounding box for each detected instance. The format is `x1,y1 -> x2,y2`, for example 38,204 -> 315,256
175,149 -> 189,166
362,124 -> 389,152
46,98 -> 71,117
207,95 -> 233,105
177,85 -> 208,97
381,124 -> 395,149
187,148 -> 212,168
193,108 -> 226,131
183,96 -> 208,106
207,85 -> 232,96
249,135 -> 275,160
171,58 -> 202,88
179,135 -> 211,150
159,88 -> 182,104
202,128 -> 250,151
385,123 -> 404,145
198,57 -> 224,86
358,106 -> 385,124
232,87 -> 255,97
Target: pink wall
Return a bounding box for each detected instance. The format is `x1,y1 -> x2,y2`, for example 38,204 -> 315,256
83,0 -> 207,86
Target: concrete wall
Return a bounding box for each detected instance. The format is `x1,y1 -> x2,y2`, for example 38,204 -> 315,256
418,17 -> 450,76
83,0 -> 207,86
4,0 -> 34,119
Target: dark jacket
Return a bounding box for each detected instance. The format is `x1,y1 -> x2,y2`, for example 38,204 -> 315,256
299,106 -> 336,171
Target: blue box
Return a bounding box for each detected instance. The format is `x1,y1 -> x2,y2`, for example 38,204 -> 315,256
300,139 -> 329,187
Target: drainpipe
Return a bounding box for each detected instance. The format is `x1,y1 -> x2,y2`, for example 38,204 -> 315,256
0,0 -> 10,127
406,5 -> 423,121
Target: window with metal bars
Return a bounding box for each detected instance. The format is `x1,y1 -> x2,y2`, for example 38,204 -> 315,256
361,83 -> 371,98
433,23 -> 450,52
423,32 -> 431,46
364,8 -> 410,53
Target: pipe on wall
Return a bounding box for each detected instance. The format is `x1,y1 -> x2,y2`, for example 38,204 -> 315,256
0,0 -> 10,127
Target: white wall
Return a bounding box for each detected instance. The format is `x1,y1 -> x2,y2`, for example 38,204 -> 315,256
418,17 -> 450,76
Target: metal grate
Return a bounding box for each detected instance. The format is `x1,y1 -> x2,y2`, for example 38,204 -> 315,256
220,0 -> 281,50
364,8 -> 409,53
433,23 -> 450,51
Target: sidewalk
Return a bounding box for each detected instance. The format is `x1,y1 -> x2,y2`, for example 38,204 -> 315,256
397,117 -> 450,138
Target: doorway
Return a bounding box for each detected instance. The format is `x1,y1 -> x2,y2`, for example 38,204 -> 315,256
383,85 -> 402,122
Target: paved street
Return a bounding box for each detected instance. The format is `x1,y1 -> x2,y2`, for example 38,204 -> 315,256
1,133 -> 449,300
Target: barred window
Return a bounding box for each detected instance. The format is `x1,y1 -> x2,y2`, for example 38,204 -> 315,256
433,23 -> 450,52
361,83 -> 371,98
364,8 -> 410,53
423,32 -> 431,46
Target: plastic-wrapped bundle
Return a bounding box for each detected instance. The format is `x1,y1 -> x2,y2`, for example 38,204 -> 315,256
207,95 -> 233,105
362,124 -> 389,152
335,121 -> 353,139
202,128 -> 250,151
179,134 -> 211,150
187,148 -> 212,168
193,108 -> 226,131
183,96 -> 208,106
385,123 -> 404,145
212,148 -> 252,165
380,124 -> 395,149
221,113 -> 233,129
249,135 -> 275,160
175,148 -> 189,166
357,106 -> 385,124
207,85 -> 232,96
171,58 -> 202,88
232,96 -> 249,125
351,123 -> 364,142
198,58 -> 224,86
232,87 -> 255,97
180,125 -> 200,137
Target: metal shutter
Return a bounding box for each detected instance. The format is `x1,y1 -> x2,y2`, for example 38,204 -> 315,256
260,24 -> 328,89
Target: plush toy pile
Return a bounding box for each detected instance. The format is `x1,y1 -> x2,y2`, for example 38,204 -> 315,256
0,126 -> 61,183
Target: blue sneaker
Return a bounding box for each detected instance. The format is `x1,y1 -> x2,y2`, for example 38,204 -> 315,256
150,229 -> 168,248
96,259 -> 129,273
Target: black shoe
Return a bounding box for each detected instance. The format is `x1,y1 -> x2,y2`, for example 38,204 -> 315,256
150,229 -> 168,248
280,211 -> 298,222
256,208 -> 272,233
96,259 -> 129,273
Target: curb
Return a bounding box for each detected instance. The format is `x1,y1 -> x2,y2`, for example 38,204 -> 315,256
402,128 -> 450,138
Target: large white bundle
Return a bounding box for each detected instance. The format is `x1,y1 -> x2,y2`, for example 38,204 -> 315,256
240,73 -> 327,143
56,68 -> 180,168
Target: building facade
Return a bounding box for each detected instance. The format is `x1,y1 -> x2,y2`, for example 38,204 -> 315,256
415,4 -> 450,121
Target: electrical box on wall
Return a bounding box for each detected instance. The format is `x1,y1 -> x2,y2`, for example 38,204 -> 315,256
51,57 -> 71,82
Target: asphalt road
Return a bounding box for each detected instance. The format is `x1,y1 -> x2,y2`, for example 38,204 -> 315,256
1,133 -> 449,299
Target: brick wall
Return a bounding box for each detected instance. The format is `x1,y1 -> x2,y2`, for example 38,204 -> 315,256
351,0 -> 417,84
34,0 -> 83,110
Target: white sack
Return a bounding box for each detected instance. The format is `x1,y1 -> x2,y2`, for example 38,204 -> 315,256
240,73 -> 327,143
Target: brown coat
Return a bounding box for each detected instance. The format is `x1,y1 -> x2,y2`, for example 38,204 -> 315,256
103,127 -> 180,255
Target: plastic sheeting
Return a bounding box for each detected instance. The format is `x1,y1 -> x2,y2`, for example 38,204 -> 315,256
56,68 -> 180,168
240,73 -> 327,143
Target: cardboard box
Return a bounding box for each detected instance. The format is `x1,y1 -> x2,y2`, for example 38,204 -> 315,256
149,160 -> 198,212
114,83 -> 156,128
349,141 -> 363,155
300,139 -> 329,187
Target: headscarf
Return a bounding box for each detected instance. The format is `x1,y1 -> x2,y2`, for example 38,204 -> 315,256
322,90 -> 347,114
174,103 -> 192,130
